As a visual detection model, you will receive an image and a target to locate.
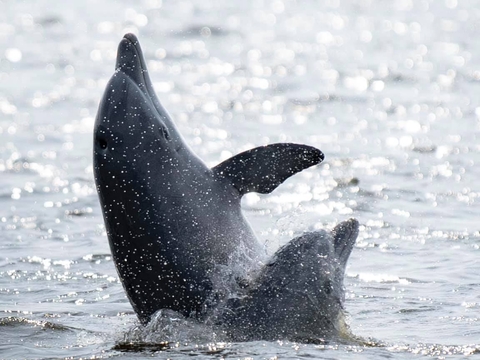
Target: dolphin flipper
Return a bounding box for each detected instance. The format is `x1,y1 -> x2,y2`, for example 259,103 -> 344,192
212,143 -> 324,195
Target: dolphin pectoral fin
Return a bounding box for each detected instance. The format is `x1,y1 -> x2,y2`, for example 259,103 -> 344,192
212,143 -> 324,195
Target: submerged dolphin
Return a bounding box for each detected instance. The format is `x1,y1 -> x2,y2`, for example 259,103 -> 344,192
93,34 -> 324,325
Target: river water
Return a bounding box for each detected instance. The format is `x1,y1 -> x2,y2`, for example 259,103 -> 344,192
1,0 -> 480,358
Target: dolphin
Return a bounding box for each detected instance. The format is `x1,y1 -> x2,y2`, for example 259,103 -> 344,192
217,218 -> 359,342
93,34 -> 324,325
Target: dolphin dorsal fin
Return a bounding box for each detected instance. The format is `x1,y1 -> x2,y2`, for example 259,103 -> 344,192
212,143 -> 324,195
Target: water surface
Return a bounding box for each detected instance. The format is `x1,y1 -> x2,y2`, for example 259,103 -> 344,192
1,0 -> 480,358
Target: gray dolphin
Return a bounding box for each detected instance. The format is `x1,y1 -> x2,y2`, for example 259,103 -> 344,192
217,218 -> 359,342
93,34 -> 324,324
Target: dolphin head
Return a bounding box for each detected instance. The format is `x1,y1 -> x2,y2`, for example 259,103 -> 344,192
93,34 -> 209,206
222,218 -> 360,342
271,219 -> 359,329
94,34 -> 194,169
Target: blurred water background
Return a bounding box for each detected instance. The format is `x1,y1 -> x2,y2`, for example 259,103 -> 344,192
1,0 -> 480,358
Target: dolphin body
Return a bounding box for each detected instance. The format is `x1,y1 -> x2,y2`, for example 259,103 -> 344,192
93,34 -> 325,325
94,34 -> 360,342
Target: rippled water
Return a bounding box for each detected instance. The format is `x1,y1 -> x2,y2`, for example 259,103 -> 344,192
1,0 -> 480,358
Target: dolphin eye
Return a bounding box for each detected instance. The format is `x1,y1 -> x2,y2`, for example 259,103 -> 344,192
98,138 -> 108,150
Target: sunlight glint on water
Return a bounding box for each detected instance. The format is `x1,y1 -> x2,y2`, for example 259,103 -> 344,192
1,0 -> 480,358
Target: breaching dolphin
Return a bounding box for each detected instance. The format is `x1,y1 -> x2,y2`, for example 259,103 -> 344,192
93,34 -> 325,325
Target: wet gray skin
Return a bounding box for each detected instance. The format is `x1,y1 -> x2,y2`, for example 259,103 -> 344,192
93,34 -> 324,324
218,218 -> 359,342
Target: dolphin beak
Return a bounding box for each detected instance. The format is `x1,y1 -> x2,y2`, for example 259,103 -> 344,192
115,33 -> 149,88
332,218 -> 359,265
